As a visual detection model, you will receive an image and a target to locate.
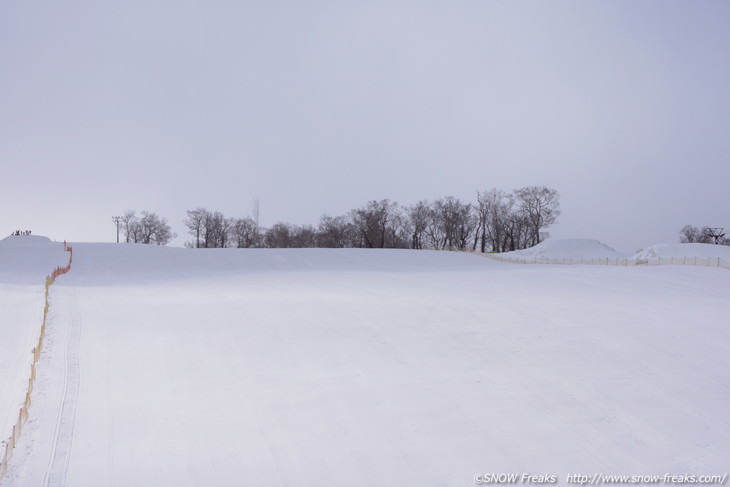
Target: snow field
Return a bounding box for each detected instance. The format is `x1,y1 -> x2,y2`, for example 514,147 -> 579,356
0,237 -> 68,479
0,285 -> 43,456
2,241 -> 730,486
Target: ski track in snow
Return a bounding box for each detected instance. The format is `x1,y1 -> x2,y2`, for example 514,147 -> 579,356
44,287 -> 81,487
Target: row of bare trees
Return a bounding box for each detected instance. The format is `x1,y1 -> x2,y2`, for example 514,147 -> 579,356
679,224 -> 729,245
183,186 -> 561,252
184,208 -> 261,249
119,210 -> 176,245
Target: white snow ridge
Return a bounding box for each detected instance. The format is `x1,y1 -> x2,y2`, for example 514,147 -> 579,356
1,238 -> 729,487
633,242 -> 730,261
501,238 -> 629,259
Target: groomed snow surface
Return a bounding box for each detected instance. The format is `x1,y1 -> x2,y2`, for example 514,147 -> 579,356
1,237 -> 729,486
0,236 -> 69,466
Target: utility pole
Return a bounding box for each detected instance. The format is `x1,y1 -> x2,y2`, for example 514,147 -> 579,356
112,216 -> 122,243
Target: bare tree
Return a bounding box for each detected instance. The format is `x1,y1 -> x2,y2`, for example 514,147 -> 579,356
406,201 -> 430,250
476,189 -> 514,252
503,210 -> 531,251
453,201 -> 477,250
698,226 -> 715,244
120,210 -> 138,243
679,224 -> 702,243
184,208 -> 209,248
214,214 -> 234,248
291,224 -> 317,248
386,210 -> 410,249
232,217 -> 262,248
140,211 -> 175,245
317,215 -> 356,248
121,210 -> 175,245
475,191 -> 490,252
514,186 -> 561,246
350,200 -> 402,248
425,197 -> 476,250
200,211 -> 232,248
264,222 -> 294,248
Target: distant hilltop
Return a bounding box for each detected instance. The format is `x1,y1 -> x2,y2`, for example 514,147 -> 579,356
0,234 -> 55,248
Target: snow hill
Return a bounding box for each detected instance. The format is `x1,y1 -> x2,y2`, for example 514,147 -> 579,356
1,239 -> 729,486
0,235 -> 68,284
500,238 -> 629,259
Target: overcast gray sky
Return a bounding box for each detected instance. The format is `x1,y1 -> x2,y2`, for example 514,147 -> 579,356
2,1 -> 728,252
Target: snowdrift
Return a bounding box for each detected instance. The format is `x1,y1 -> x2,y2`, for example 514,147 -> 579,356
499,238 -> 628,259
633,242 -> 730,260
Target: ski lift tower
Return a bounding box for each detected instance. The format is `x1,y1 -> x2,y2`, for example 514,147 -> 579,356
706,227 -> 725,245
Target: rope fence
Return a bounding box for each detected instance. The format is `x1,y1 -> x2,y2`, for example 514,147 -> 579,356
479,253 -> 730,270
0,243 -> 72,482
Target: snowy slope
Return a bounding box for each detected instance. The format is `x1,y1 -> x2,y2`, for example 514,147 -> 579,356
500,238 -> 628,259
3,242 -> 730,486
634,242 -> 730,260
0,236 -> 68,284
63,244 -> 492,286
0,236 -> 68,457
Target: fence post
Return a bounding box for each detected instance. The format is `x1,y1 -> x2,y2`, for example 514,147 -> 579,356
0,444 -> 8,480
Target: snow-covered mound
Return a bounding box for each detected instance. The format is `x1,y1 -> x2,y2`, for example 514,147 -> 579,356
0,234 -> 54,248
500,238 -> 628,259
634,242 -> 730,261
0,235 -> 69,284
